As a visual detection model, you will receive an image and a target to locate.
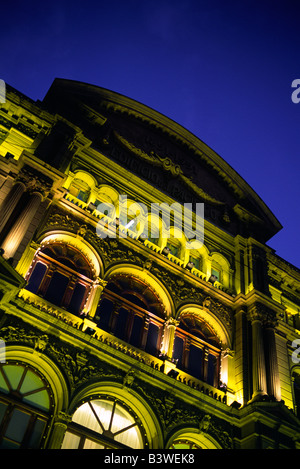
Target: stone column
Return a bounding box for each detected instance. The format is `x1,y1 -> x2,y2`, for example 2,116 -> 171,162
161,317 -> 179,359
203,347 -> 209,382
235,308 -> 249,405
140,316 -> 150,350
15,241 -> 40,277
0,166 -> 52,260
265,316 -> 281,401
86,278 -> 108,319
249,306 -> 268,401
1,190 -> 43,259
47,412 -> 72,449
0,180 -> 26,234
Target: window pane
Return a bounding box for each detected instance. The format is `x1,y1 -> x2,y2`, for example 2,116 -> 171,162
61,431 -> 81,449
97,298 -> 113,331
83,439 -> 105,449
173,336 -> 184,369
5,408 -> 30,442
187,345 -> 203,379
68,283 -> 86,315
2,365 -> 24,391
211,268 -> 220,281
0,371 -> 9,393
28,418 -> 46,448
19,369 -> 43,394
72,402 -> 101,432
114,308 -> 128,340
26,262 -> 47,293
23,390 -> 50,412
0,401 -> 8,424
129,315 -> 143,347
207,354 -> 217,386
44,271 -> 69,306
145,323 -> 159,356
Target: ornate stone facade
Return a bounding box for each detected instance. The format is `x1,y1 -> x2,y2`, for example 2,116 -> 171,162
0,80 -> 300,449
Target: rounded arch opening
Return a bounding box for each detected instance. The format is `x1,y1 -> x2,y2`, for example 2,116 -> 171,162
0,348 -> 68,449
65,382 -> 163,449
166,429 -> 222,449
37,232 -> 103,278
104,265 -> 174,317
172,305 -> 230,388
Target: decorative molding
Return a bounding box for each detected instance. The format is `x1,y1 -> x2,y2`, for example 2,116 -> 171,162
115,132 -> 224,206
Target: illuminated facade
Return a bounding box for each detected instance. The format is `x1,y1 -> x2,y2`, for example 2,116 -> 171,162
0,79 -> 300,449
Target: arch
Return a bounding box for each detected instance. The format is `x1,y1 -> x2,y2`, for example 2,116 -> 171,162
104,264 -> 174,317
67,170 -> 97,191
166,428 -> 222,449
95,184 -> 119,219
37,231 -> 104,278
210,252 -> 230,286
66,381 -> 164,449
4,346 -> 69,412
176,304 -> 230,347
163,226 -> 188,263
143,212 -> 163,248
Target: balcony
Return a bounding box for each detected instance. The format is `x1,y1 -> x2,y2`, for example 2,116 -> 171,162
17,288 -> 228,405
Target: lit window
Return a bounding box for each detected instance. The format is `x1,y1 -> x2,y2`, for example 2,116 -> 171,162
62,398 -> 145,449
96,276 -> 164,356
189,255 -> 202,271
173,315 -> 221,386
170,439 -> 202,449
211,268 -> 221,282
167,239 -> 180,257
0,363 -> 53,449
25,243 -> 93,315
69,179 -> 91,203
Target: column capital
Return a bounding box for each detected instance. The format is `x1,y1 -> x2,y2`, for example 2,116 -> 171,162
165,317 -> 180,328
95,277 -> 108,288
18,165 -> 53,198
248,303 -> 277,327
53,411 -> 72,426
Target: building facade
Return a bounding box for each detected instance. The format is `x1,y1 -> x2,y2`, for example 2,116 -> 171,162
0,79 -> 300,449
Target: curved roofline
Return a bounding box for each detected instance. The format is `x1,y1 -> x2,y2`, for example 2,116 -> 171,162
43,78 -> 282,237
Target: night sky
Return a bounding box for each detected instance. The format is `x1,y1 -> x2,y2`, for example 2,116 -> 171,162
2,0 -> 300,268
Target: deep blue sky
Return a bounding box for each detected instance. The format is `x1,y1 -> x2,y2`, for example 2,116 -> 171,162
2,0 -> 300,268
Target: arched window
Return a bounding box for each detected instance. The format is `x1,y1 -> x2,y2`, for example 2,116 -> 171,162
188,252 -> 203,272
0,362 -> 54,449
68,178 -> 91,203
25,243 -> 94,315
61,397 -> 146,449
173,314 -> 221,387
169,439 -> 202,449
95,276 -> 165,356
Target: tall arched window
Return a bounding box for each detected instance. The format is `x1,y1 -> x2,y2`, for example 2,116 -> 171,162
25,243 -> 94,315
173,314 -> 221,387
95,276 -> 165,356
0,362 -> 54,449
61,397 -> 146,449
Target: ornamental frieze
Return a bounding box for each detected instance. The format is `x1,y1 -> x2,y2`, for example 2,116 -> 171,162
0,315 -> 123,391
133,382 -> 233,448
